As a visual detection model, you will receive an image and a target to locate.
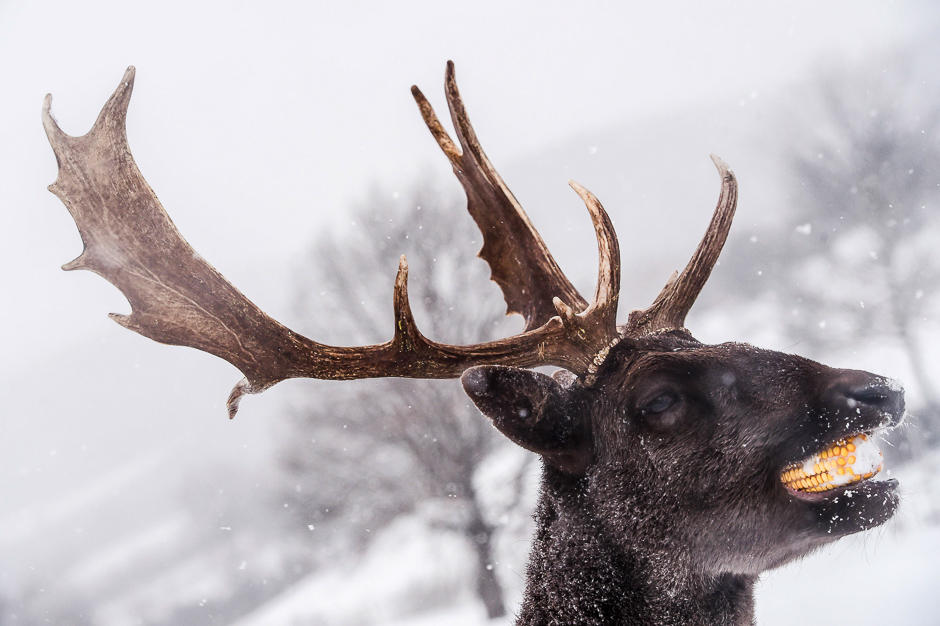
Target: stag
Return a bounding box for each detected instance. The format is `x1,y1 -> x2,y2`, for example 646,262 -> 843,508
43,64 -> 904,625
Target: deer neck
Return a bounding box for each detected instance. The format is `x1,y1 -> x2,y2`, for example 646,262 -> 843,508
516,469 -> 756,626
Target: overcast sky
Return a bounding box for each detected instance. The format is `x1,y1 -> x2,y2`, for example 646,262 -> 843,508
0,0 -> 934,525
0,0 -> 927,362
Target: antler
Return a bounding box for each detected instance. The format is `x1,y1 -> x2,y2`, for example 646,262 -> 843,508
412,62 -> 736,340
411,61 -> 590,331
626,155 -> 738,336
43,65 -> 623,417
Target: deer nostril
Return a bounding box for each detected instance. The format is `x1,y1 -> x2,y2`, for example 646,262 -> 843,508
841,383 -> 905,424
846,387 -> 889,406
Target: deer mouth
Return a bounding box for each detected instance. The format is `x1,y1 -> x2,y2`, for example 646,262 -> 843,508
780,432 -> 885,498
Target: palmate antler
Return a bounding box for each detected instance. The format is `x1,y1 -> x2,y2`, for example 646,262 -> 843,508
42,63 -> 736,417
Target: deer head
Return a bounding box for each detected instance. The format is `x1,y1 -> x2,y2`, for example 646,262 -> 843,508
43,63 -> 903,624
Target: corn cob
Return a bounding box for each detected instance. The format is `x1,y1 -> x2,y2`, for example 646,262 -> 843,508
781,433 -> 883,493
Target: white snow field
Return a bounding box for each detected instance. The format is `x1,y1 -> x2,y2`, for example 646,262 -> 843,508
225,448 -> 940,626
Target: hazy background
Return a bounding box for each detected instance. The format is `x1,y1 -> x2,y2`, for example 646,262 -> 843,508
1,1 -> 939,624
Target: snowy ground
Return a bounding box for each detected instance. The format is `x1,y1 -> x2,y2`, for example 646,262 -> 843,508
231,516 -> 480,626
6,305 -> 937,626
4,339 -> 937,624
756,524 -> 940,624
220,448 -> 940,626
755,451 -> 940,624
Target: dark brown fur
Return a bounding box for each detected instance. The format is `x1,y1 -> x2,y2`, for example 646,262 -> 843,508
42,66 -> 904,624
463,331 -> 902,624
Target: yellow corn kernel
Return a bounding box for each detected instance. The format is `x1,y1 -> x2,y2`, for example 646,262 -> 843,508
781,434 -> 883,493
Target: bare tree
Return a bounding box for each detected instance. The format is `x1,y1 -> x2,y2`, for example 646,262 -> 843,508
718,49 -> 940,449
278,181 -> 519,618
43,64 -> 907,626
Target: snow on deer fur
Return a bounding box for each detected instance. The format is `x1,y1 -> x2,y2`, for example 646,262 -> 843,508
43,63 -> 904,625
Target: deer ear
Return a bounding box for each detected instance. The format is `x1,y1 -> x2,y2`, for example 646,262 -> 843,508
461,366 -> 591,474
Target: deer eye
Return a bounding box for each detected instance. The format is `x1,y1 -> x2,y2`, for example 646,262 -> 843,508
639,393 -> 678,416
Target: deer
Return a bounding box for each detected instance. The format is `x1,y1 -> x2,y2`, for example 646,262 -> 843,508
42,63 -> 904,625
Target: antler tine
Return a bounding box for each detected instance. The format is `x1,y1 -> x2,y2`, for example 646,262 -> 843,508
390,255 -> 427,353
42,94 -> 68,150
627,155 -> 738,335
43,65 -> 136,155
413,61 -> 587,332
411,85 -> 462,168
44,66 -> 137,275
555,181 -> 623,385
442,61 -> 485,166
568,181 -> 621,326
91,65 -> 136,136
46,66 -> 633,418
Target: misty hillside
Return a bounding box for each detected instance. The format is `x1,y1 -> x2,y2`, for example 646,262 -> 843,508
6,69 -> 940,623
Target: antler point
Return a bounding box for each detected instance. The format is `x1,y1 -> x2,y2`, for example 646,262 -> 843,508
227,377 -> 254,419
393,255 -> 412,306
42,93 -> 68,144
108,312 -> 132,329
710,154 -> 732,175
444,62 -> 458,91
553,297 -> 578,328
62,256 -> 85,271
568,180 -> 596,207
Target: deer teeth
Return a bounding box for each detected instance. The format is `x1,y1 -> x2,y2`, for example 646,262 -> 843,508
780,433 -> 884,493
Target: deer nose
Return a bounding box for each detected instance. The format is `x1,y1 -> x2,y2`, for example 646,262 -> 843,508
829,371 -> 905,427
